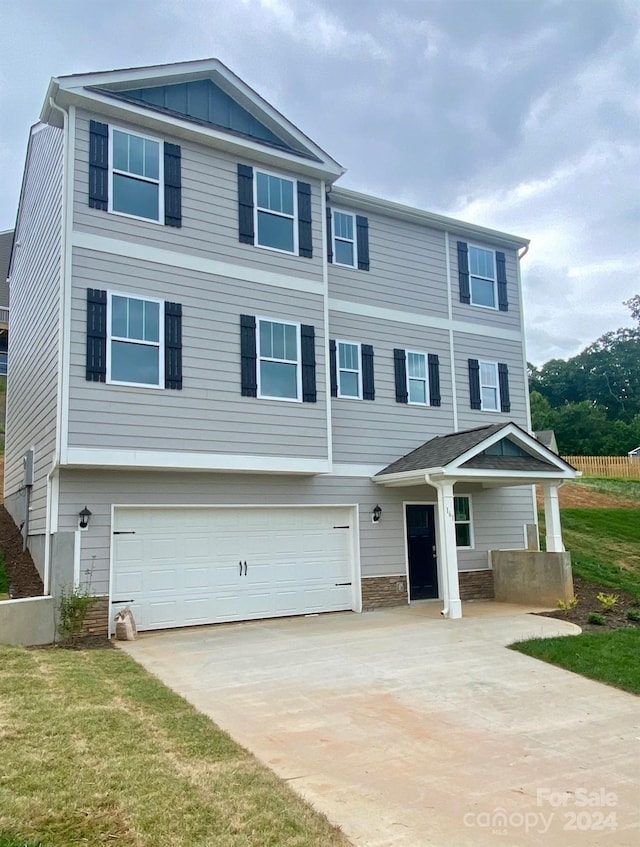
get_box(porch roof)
[374,422,579,487]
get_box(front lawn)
[511,629,640,695]
[539,507,640,599]
[0,645,350,847]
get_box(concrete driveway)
[120,603,639,847]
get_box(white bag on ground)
[114,606,137,640]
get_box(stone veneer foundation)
[459,569,495,600]
[84,596,110,637]
[361,576,409,609]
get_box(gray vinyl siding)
[449,236,522,332]
[328,205,449,318]
[4,125,63,534]
[67,249,328,457]
[456,485,535,570]
[73,111,324,284]
[453,331,528,430]
[329,310,453,464]
[57,470,415,595]
[57,470,535,596]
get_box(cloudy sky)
[0,0,638,364]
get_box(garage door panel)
[112,507,355,631]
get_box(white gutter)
[331,186,530,250]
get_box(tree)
[529,297,640,454]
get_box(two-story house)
[4,59,577,635]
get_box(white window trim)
[454,495,474,549]
[468,244,498,311]
[332,209,357,268]
[256,316,302,403]
[253,168,299,256]
[478,359,501,412]
[405,349,430,406]
[106,291,165,389]
[336,340,362,400]
[107,126,165,225]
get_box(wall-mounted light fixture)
[78,506,92,530]
[372,504,382,524]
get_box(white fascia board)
[329,298,522,342]
[64,447,330,475]
[448,422,577,473]
[329,187,529,250]
[447,468,578,482]
[44,62,344,181]
[71,231,324,297]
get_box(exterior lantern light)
[372,504,382,524]
[78,506,92,529]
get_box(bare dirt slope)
[536,482,639,509]
[0,457,44,597]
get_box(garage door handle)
[244,560,247,576]
[239,560,242,576]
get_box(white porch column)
[436,481,462,619]
[543,483,565,552]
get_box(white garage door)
[111,506,355,631]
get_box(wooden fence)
[562,456,640,479]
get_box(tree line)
[529,296,640,456]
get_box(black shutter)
[237,164,254,244]
[428,353,441,407]
[326,200,333,263]
[240,315,257,397]
[394,349,408,403]
[498,363,511,412]
[457,241,470,304]
[362,344,375,401]
[468,358,481,409]
[356,215,370,271]
[301,324,316,402]
[164,143,182,228]
[297,182,312,259]
[88,121,108,211]
[496,251,508,311]
[86,289,107,382]
[329,339,338,397]
[164,302,182,389]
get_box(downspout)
[43,96,70,596]
[425,473,449,617]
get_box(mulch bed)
[0,505,43,598]
[537,576,640,632]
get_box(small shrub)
[557,596,578,610]
[596,592,619,611]
[626,609,640,623]
[587,612,606,626]
[57,585,96,645]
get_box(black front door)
[406,505,438,600]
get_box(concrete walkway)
[120,603,639,847]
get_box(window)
[479,361,499,411]
[406,351,429,405]
[258,319,301,400]
[333,211,357,267]
[469,246,496,309]
[107,293,163,387]
[110,129,163,222]
[255,171,296,253]
[454,497,473,548]
[337,341,361,398]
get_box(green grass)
[0,646,350,847]
[511,629,640,695]
[573,476,640,501]
[539,507,640,598]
